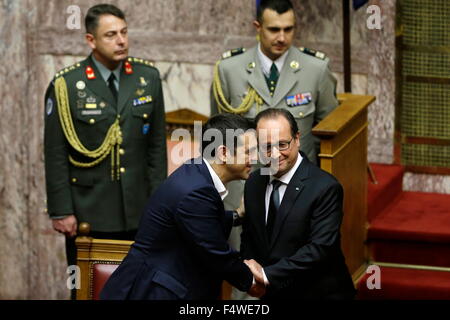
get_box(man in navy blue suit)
[101,113,264,299]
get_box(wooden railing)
[313,93,376,282]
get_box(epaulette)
[221,48,246,60]
[299,47,326,60]
[128,57,155,67]
[55,62,82,78]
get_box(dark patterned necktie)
[267,179,282,240]
[266,63,279,96]
[108,73,118,101]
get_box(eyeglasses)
[259,138,294,153]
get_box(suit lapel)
[269,155,310,250]
[247,48,272,106]
[84,56,117,107]
[117,64,137,114]
[271,47,301,107]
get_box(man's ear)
[85,33,96,50]
[295,132,301,148]
[216,145,228,164]
[253,20,261,33]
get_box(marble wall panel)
[403,173,450,194]
[156,62,213,116]
[366,0,396,164]
[0,0,31,299]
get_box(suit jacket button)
[120,167,126,173]
[89,118,95,124]
[143,113,148,119]
[72,178,77,183]
[119,149,125,155]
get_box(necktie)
[108,73,118,101]
[266,179,282,240]
[266,63,279,96]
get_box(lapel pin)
[76,81,86,90]
[139,77,148,87]
[290,61,300,70]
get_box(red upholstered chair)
[75,223,133,300]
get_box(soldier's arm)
[314,60,339,125]
[44,80,75,217]
[146,69,167,195]
[210,61,230,116]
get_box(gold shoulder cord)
[212,60,263,114]
[55,76,123,180]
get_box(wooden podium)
[312,93,376,282]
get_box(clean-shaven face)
[87,14,129,67]
[257,116,299,178]
[254,8,295,60]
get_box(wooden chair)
[75,223,133,300]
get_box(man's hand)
[236,196,245,218]
[244,259,264,283]
[52,215,78,238]
[244,259,266,298]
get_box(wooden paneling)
[313,94,375,281]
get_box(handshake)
[243,259,266,298]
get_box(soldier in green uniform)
[44,4,167,275]
[211,0,339,299]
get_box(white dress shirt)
[265,153,303,222]
[261,153,303,285]
[204,158,228,200]
[257,43,289,78]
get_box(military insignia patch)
[124,61,133,74]
[81,110,102,116]
[142,123,150,135]
[133,95,153,106]
[46,98,53,116]
[286,93,312,107]
[85,66,96,80]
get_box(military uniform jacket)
[44,55,167,232]
[212,46,339,164]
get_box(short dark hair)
[255,108,299,138]
[201,114,255,159]
[85,4,126,34]
[256,0,294,23]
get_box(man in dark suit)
[44,4,167,281]
[241,108,355,300]
[100,114,265,300]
